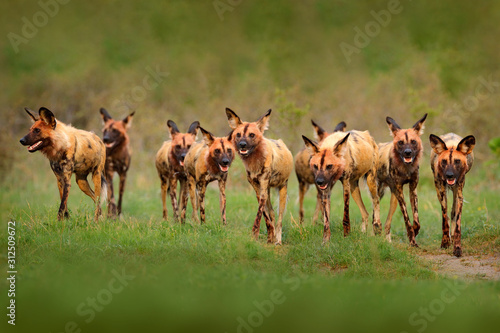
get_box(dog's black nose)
[316,177,325,186]
[20,137,26,145]
[180,153,186,161]
[445,171,455,179]
[404,149,412,157]
[221,158,230,166]
[238,141,247,149]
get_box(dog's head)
[226,108,270,158]
[302,133,349,191]
[386,114,427,166]
[100,108,134,150]
[200,127,235,173]
[167,120,199,167]
[429,134,475,186]
[20,107,57,154]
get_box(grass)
[1,154,499,333]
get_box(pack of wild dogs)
[20,106,476,257]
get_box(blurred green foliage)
[2,0,499,182]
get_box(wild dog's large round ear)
[24,107,38,122]
[167,120,180,138]
[123,111,135,129]
[457,135,475,155]
[100,107,113,123]
[386,117,401,136]
[332,133,350,157]
[188,121,200,138]
[311,119,327,141]
[412,113,428,135]
[333,121,347,133]
[39,107,56,129]
[256,109,271,133]
[226,108,242,130]
[429,134,447,154]
[302,135,320,154]
[199,126,215,146]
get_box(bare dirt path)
[421,253,500,280]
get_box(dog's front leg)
[320,189,331,242]
[218,175,227,225]
[168,176,179,221]
[409,176,420,237]
[342,178,351,236]
[452,186,464,257]
[434,179,450,248]
[394,184,417,247]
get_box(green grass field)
[1,153,499,333]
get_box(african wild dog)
[295,119,346,224]
[155,120,199,222]
[19,107,107,221]
[226,108,293,245]
[99,108,135,217]
[184,127,235,225]
[429,133,475,257]
[376,114,427,246]
[302,130,381,242]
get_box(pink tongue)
[220,165,229,172]
[319,185,327,190]
[180,161,184,166]
[447,179,455,185]
[404,157,412,163]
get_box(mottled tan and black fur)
[226,108,293,245]
[99,108,134,217]
[430,133,475,257]
[19,107,107,221]
[295,120,346,223]
[155,120,199,222]
[376,114,427,246]
[184,127,235,225]
[302,130,381,242]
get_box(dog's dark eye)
[215,148,221,154]
[236,133,241,138]
[454,159,461,165]
[175,145,181,150]
[441,159,447,166]
[326,164,333,170]
[227,148,232,153]
[187,145,191,149]
[313,164,318,170]
[249,133,255,138]
[34,128,41,133]
[411,140,417,145]
[398,141,404,146]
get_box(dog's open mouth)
[239,149,249,156]
[318,184,328,190]
[28,140,43,152]
[446,178,456,186]
[403,157,413,164]
[219,164,229,173]
[105,142,115,149]
[179,161,185,167]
